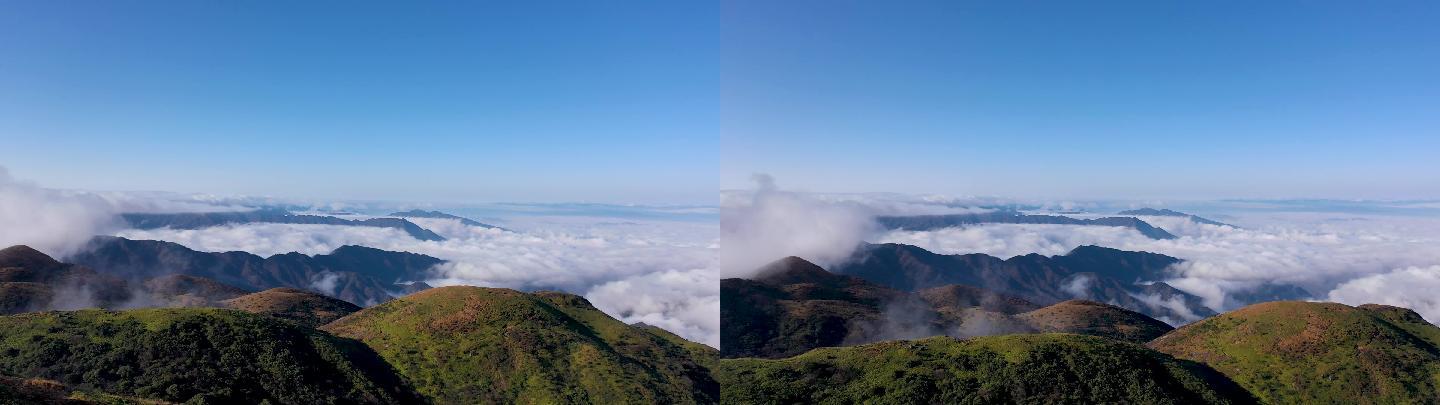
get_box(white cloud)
[720,174,880,278]
[1061,274,1093,299]
[115,217,722,347]
[875,213,1440,313]
[1328,266,1440,325]
[0,167,120,257]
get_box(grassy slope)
[221,287,362,328]
[0,308,422,405]
[1150,301,1440,404]
[1017,300,1174,344]
[321,286,718,404]
[718,334,1256,405]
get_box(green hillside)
[718,334,1256,404]
[0,308,422,404]
[320,286,718,404]
[1150,301,1440,404]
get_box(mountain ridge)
[877,212,1178,239]
[121,209,447,241]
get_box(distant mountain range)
[833,243,1225,322]
[721,256,1175,359]
[121,209,447,241]
[388,209,504,229]
[67,236,443,305]
[1118,207,1235,227]
[877,212,1178,239]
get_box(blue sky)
[723,1,1440,199]
[0,1,717,204]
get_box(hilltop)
[321,286,719,404]
[0,245,132,314]
[222,287,362,327]
[1017,300,1174,344]
[1150,301,1440,404]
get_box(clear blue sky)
[0,1,717,204]
[722,1,1440,199]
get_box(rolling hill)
[222,287,362,327]
[0,308,423,404]
[321,286,719,404]
[718,334,1257,404]
[1149,301,1440,404]
[0,245,132,314]
[722,256,1176,359]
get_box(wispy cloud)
[720,174,878,278]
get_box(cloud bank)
[0,167,119,257]
[876,213,1440,322]
[0,166,263,257]
[117,216,721,347]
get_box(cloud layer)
[876,213,1440,322]
[117,216,721,347]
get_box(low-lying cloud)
[1328,266,1440,320]
[876,213,1440,322]
[720,174,878,278]
[117,216,721,347]
[0,167,119,257]
[0,166,261,257]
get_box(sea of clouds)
[0,166,720,347]
[722,175,1440,326]
[116,217,720,346]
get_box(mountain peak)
[752,256,835,285]
[0,245,59,270]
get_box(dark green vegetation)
[0,308,423,404]
[321,286,719,404]
[722,256,1176,359]
[718,334,1257,404]
[222,287,362,328]
[1150,301,1440,404]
